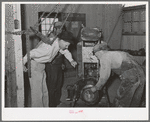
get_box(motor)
[66,78,102,107]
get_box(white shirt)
[23,38,73,64]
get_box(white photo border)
[2,1,149,121]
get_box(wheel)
[80,78,100,106]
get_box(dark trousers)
[113,66,145,107]
[45,63,63,107]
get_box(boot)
[66,87,75,101]
[30,26,53,45]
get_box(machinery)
[66,27,103,107]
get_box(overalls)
[112,55,145,107]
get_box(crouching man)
[23,31,77,107]
[90,42,145,107]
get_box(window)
[122,5,145,35]
[40,18,58,35]
[38,12,62,35]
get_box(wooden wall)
[21,4,123,50]
[5,4,24,107]
[121,35,145,50]
[121,5,146,65]
[5,4,17,107]
[20,4,123,79]
[121,5,146,50]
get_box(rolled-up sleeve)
[59,49,73,62]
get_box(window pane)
[41,24,46,30]
[123,23,131,32]
[41,18,46,24]
[50,18,53,23]
[132,22,139,32]
[46,25,50,31]
[140,22,145,32]
[133,11,139,21]
[140,10,145,21]
[45,18,50,24]
[123,12,131,22]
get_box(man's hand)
[70,60,77,68]
[90,86,98,93]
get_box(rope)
[49,4,75,44]
[5,30,32,35]
[36,11,46,27]
[107,4,125,44]
[46,12,58,37]
[35,4,60,27]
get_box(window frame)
[122,5,146,35]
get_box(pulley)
[80,78,100,105]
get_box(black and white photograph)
[2,1,149,121]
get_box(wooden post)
[13,4,24,107]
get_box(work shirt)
[23,38,73,64]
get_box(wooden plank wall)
[121,35,146,50]
[22,4,123,78]
[5,4,24,107]
[22,4,123,49]
[5,4,17,107]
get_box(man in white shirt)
[23,30,77,107]
[44,22,76,107]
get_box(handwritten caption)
[69,110,83,114]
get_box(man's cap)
[54,21,66,31]
[54,21,63,28]
[93,42,110,53]
[57,31,74,44]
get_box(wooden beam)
[13,4,24,107]
[123,5,146,11]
